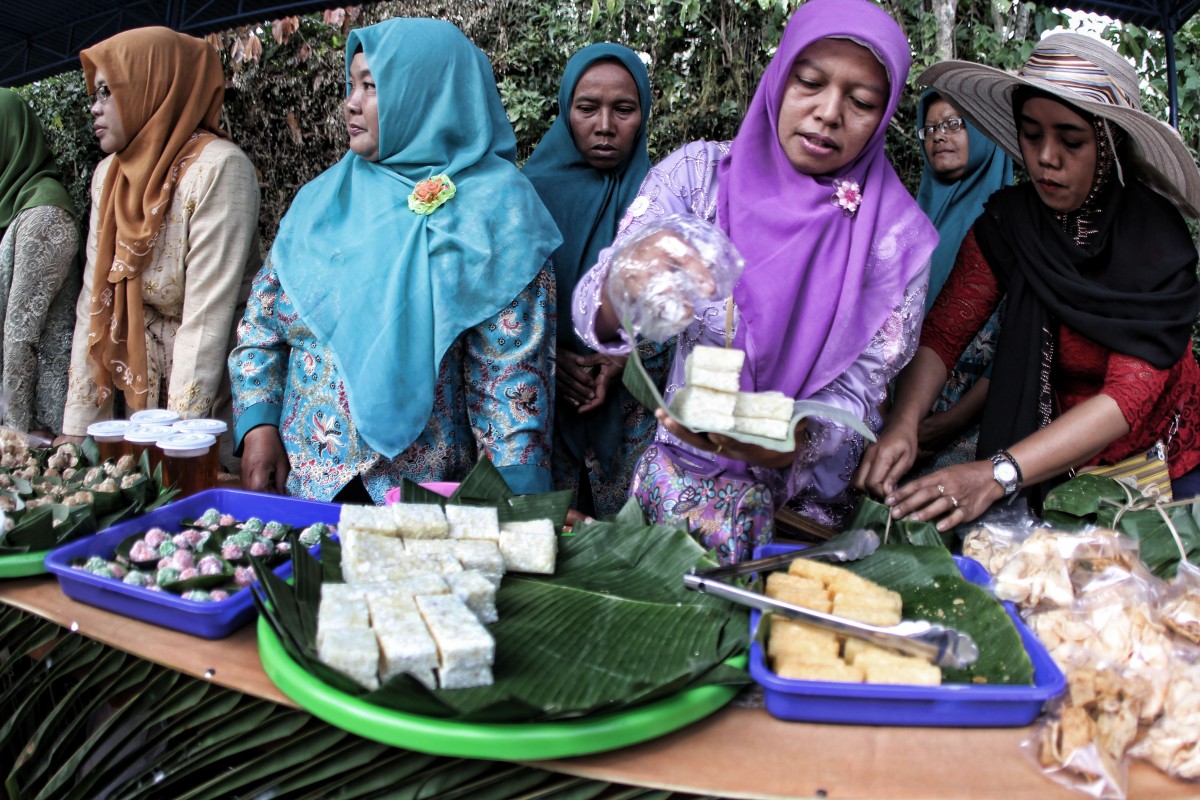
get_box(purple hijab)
[718,0,935,400]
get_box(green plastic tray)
[0,549,49,578]
[258,616,745,760]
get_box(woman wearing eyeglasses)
[907,90,1012,474]
[56,27,260,466]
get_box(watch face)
[995,461,1018,483]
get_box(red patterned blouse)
[920,228,1200,477]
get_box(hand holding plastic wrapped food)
[605,214,744,343]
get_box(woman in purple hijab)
[573,0,937,563]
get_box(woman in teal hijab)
[910,90,1012,472]
[230,18,561,501]
[0,89,79,439]
[524,43,666,517]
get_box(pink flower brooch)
[831,178,862,218]
[408,174,457,215]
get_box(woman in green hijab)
[231,18,561,501]
[524,43,667,518]
[0,89,79,439]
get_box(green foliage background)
[13,0,1200,259]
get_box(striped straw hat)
[918,32,1200,219]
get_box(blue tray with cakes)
[46,489,338,639]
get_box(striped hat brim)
[917,37,1200,220]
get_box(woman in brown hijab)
[57,27,260,457]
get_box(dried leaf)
[286,111,303,145]
[323,8,346,27]
[243,35,263,64]
[272,17,300,44]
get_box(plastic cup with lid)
[124,424,175,470]
[129,409,181,426]
[87,419,133,461]
[171,418,229,436]
[158,431,220,498]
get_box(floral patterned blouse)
[229,259,556,502]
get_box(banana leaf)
[846,495,952,549]
[397,458,572,529]
[258,516,749,723]
[841,544,1035,685]
[1042,474,1200,578]
[620,322,876,452]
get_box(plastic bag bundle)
[604,214,744,343]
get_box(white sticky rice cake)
[361,574,449,602]
[317,627,380,690]
[416,593,495,689]
[340,529,406,584]
[402,538,458,557]
[671,386,737,432]
[498,519,557,574]
[734,390,793,420]
[338,504,398,534]
[685,361,741,393]
[445,504,500,541]
[316,583,369,649]
[689,344,745,374]
[446,570,498,624]
[449,540,506,586]
[733,415,791,440]
[390,503,449,539]
[367,593,439,688]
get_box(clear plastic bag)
[605,213,744,343]
[1129,648,1200,780]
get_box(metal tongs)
[684,529,979,669]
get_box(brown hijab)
[80,27,226,410]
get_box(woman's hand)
[882,460,1003,531]
[240,425,290,494]
[656,408,802,470]
[52,434,85,447]
[853,424,920,498]
[556,349,629,414]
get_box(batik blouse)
[230,259,556,502]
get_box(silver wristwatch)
[990,450,1022,496]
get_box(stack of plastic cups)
[157,431,219,499]
[123,424,175,473]
[86,420,133,462]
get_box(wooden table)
[1,576,1193,800]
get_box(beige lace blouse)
[62,139,261,436]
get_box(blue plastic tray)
[45,489,339,639]
[747,544,1065,727]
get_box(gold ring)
[950,496,959,509]
[937,484,945,495]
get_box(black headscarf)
[974,104,1200,468]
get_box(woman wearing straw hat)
[855,32,1200,527]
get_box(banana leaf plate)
[258,615,745,760]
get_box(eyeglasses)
[87,84,113,108]
[917,117,965,140]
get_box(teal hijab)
[522,44,651,471]
[0,89,75,240]
[916,90,1013,310]
[523,43,651,353]
[272,19,561,458]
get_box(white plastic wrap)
[605,213,744,343]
